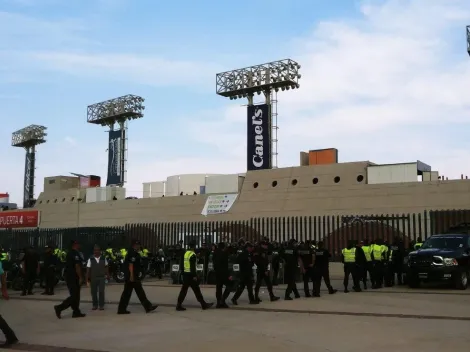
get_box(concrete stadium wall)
[34,162,470,228]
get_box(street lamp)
[467,25,470,56]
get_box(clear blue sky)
[1,0,469,205]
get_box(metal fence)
[1,209,469,259]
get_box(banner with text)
[247,104,271,171]
[201,194,238,216]
[0,210,40,229]
[107,129,123,186]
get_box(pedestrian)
[176,241,213,311]
[213,242,232,308]
[371,238,386,289]
[41,245,58,296]
[117,240,158,315]
[313,241,337,296]
[20,246,40,296]
[354,240,367,289]
[86,245,109,311]
[282,239,301,300]
[231,242,258,305]
[342,240,361,293]
[361,239,373,290]
[253,240,280,303]
[54,240,86,319]
[298,241,315,297]
[0,260,18,347]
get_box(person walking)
[176,242,213,311]
[41,245,58,296]
[20,246,40,296]
[213,242,232,308]
[117,240,158,315]
[86,245,109,311]
[54,240,86,319]
[0,260,18,347]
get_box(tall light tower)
[216,59,301,171]
[11,124,47,208]
[467,25,470,56]
[87,95,145,187]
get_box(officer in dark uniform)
[253,240,279,303]
[385,237,405,286]
[313,241,337,296]
[20,246,40,296]
[0,259,18,347]
[282,239,300,300]
[271,241,281,286]
[176,241,213,311]
[298,241,315,297]
[54,240,86,319]
[41,245,58,295]
[214,242,232,308]
[231,242,258,305]
[117,240,158,314]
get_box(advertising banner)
[247,104,271,171]
[201,194,238,216]
[0,210,40,229]
[107,129,123,186]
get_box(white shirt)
[86,256,108,268]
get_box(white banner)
[201,194,238,216]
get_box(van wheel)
[455,270,468,290]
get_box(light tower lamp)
[467,25,470,56]
[11,125,47,208]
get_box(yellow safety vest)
[105,248,116,260]
[120,249,127,258]
[0,252,8,261]
[362,246,371,261]
[342,248,356,263]
[140,249,149,257]
[414,242,423,250]
[183,250,195,273]
[372,245,383,261]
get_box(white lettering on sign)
[251,107,264,168]
[0,215,23,226]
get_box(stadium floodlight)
[467,26,470,56]
[216,59,301,99]
[87,94,145,187]
[11,124,47,208]
[87,94,145,126]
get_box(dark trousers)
[45,267,55,294]
[232,275,255,302]
[363,262,374,287]
[372,261,384,287]
[284,270,299,298]
[343,263,359,289]
[57,279,81,314]
[272,263,280,285]
[22,270,36,294]
[215,275,232,304]
[118,281,152,312]
[90,278,105,308]
[177,274,205,306]
[303,268,314,296]
[314,266,334,294]
[0,315,17,342]
[255,269,275,299]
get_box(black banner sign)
[342,215,408,224]
[247,104,271,171]
[107,129,123,186]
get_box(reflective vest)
[0,252,8,261]
[342,248,356,263]
[414,242,423,250]
[183,250,195,273]
[362,246,372,262]
[140,249,149,257]
[120,248,127,258]
[105,248,116,260]
[372,245,383,261]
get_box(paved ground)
[1,263,470,352]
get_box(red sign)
[0,210,40,229]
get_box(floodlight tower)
[216,59,301,170]
[87,95,145,187]
[467,25,470,56]
[11,124,47,208]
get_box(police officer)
[213,242,231,308]
[313,241,337,296]
[271,241,281,286]
[385,237,405,286]
[231,242,258,305]
[414,237,423,250]
[41,245,58,296]
[117,240,158,315]
[253,240,279,303]
[0,260,18,347]
[354,240,367,290]
[105,243,116,260]
[361,239,373,290]
[298,241,315,297]
[176,241,213,311]
[282,239,300,300]
[371,238,386,289]
[54,240,86,319]
[342,240,361,293]
[20,246,40,296]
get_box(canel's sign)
[246,104,271,171]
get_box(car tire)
[455,270,468,290]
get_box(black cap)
[131,239,141,246]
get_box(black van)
[406,233,470,290]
